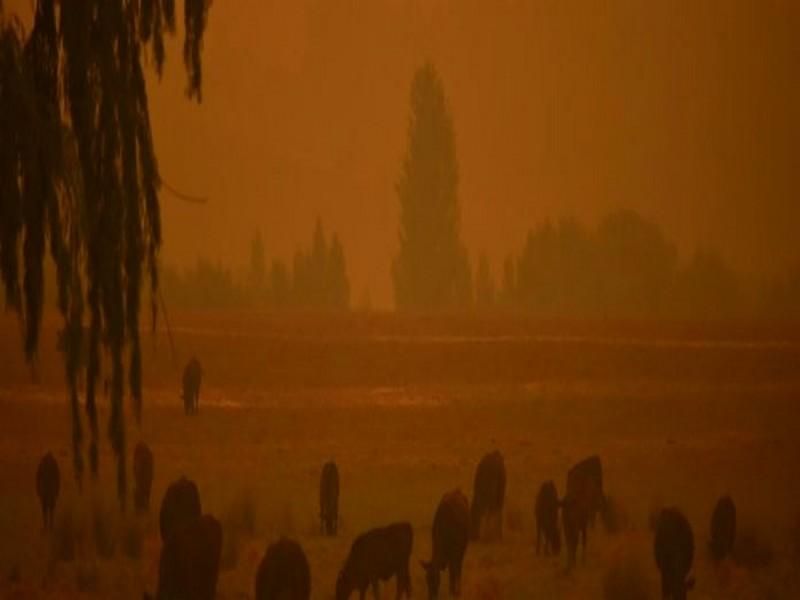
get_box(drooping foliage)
[0,0,211,508]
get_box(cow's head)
[420,560,440,599]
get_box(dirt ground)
[1,310,799,598]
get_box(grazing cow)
[654,508,695,600]
[36,452,60,532]
[535,480,561,556]
[709,495,736,562]
[181,357,203,415]
[133,442,154,512]
[336,522,413,600]
[147,514,222,600]
[420,489,470,599]
[159,477,202,542]
[255,537,311,600]
[561,456,605,571]
[320,461,340,536]
[470,451,506,541]
[566,455,604,527]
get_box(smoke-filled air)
[1,1,799,598]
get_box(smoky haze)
[8,0,800,309]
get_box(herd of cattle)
[35,442,741,600]
[30,359,747,598]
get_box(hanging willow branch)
[0,0,211,509]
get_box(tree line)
[161,220,350,310]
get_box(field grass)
[1,310,799,598]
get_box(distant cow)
[133,442,154,512]
[566,455,604,527]
[159,477,202,542]
[709,495,736,562]
[420,489,470,599]
[36,452,60,532]
[255,537,311,600]
[654,508,695,600]
[470,451,506,541]
[561,456,605,570]
[147,514,222,600]
[181,357,203,415]
[535,480,560,556]
[320,461,340,536]
[336,522,413,600]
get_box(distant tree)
[475,253,496,309]
[0,0,211,506]
[326,234,350,309]
[596,210,677,317]
[392,62,471,310]
[673,250,740,318]
[501,255,516,307]
[248,230,266,302]
[269,259,290,308]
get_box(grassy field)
[1,310,799,598]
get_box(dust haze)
[2,1,800,599]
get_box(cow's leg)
[581,526,587,563]
[372,579,380,599]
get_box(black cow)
[470,451,506,541]
[146,514,222,600]
[36,452,60,532]
[421,489,470,599]
[654,508,695,600]
[336,522,413,600]
[159,477,202,542]
[561,456,605,571]
[320,461,340,536]
[181,357,203,415]
[133,442,154,512]
[255,537,311,600]
[535,480,560,556]
[566,455,604,527]
[709,495,736,562]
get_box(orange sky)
[7,1,800,307]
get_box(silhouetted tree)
[269,259,290,308]
[0,0,211,506]
[595,210,677,317]
[249,230,267,300]
[475,253,495,309]
[673,250,740,318]
[501,255,516,307]
[392,62,471,310]
[326,234,350,309]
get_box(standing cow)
[654,507,695,600]
[336,522,413,600]
[535,480,561,556]
[320,461,340,536]
[181,357,203,415]
[36,452,60,532]
[147,514,222,600]
[562,455,605,570]
[709,495,736,562]
[159,477,202,542]
[133,442,154,512]
[470,451,506,541]
[420,489,470,599]
[255,537,311,600]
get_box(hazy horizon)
[6,0,800,308]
